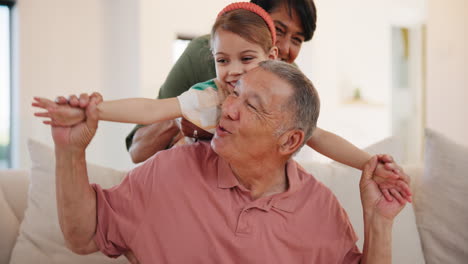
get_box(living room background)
[6,0,467,170]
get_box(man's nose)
[221,96,240,121]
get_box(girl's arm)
[96,98,181,125]
[33,97,182,126]
[307,127,412,201]
[307,127,371,170]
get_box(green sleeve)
[158,34,216,98]
[125,34,216,150]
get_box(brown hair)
[211,9,273,53]
[252,0,317,41]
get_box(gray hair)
[258,60,320,147]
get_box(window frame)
[0,1,15,7]
[0,0,15,168]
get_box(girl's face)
[212,28,278,92]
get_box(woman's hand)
[179,118,214,141]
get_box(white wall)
[426,0,468,147]
[13,0,431,169]
[138,0,232,98]
[14,0,140,170]
[295,0,426,162]
[13,0,232,170]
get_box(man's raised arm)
[359,156,407,264]
[53,98,101,254]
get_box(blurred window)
[0,2,14,168]
[172,35,193,64]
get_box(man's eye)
[247,102,256,110]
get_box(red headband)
[217,2,277,45]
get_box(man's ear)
[278,129,304,156]
[268,46,279,60]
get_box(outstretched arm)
[96,98,181,125]
[33,96,182,126]
[307,128,412,202]
[307,127,371,170]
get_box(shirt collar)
[270,161,304,212]
[217,156,307,212]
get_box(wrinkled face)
[269,4,305,63]
[212,29,274,92]
[211,67,293,162]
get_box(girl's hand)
[32,97,86,126]
[373,154,412,203]
[55,92,103,109]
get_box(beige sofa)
[0,169,29,264]
[1,130,467,263]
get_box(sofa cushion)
[413,129,468,263]
[0,169,29,264]
[300,137,425,263]
[9,140,128,264]
[0,170,29,223]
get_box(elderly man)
[53,61,405,263]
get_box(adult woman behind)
[125,0,317,164]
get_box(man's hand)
[54,92,104,109]
[360,156,407,221]
[47,96,100,152]
[38,92,103,151]
[33,97,86,126]
[360,156,405,264]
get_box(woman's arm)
[307,127,371,170]
[128,121,180,164]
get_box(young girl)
[33,2,411,202]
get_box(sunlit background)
[1,0,467,170]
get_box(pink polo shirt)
[92,142,361,263]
